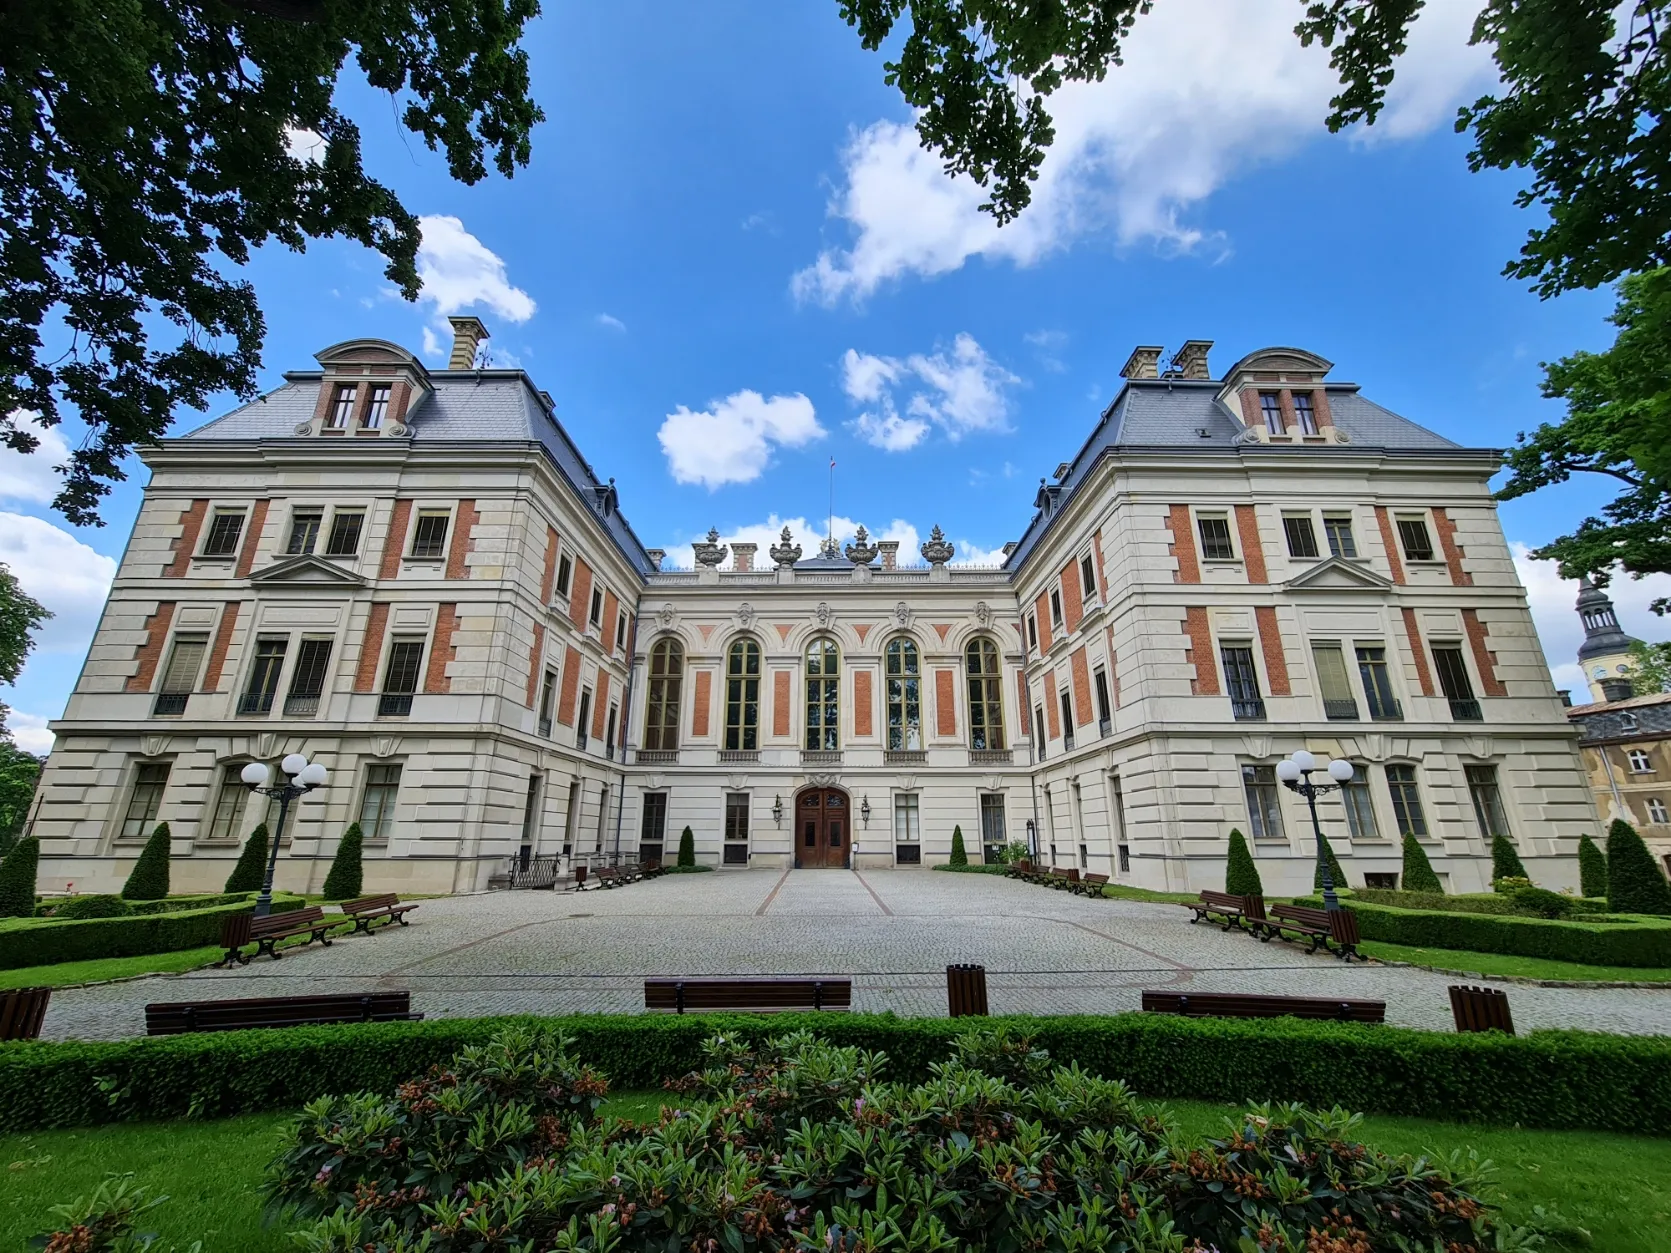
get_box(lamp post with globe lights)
[1274,750,1355,912]
[241,754,328,917]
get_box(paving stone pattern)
[39,870,1671,1040]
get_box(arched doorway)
[795,787,850,868]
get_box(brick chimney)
[1119,346,1163,380]
[447,316,490,370]
[1172,340,1213,380]
[876,540,899,570]
[731,542,757,572]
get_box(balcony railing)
[283,693,321,718]
[605,742,615,760]
[237,691,275,716]
[718,749,759,763]
[1367,697,1404,722]
[377,692,414,717]
[1323,698,1359,721]
[969,748,1012,766]
[538,716,553,737]
[1448,698,1483,721]
[1063,730,1076,750]
[1231,698,1267,722]
[801,749,842,766]
[576,730,589,751]
[152,692,188,717]
[884,749,926,765]
[636,749,679,764]
[1098,716,1112,738]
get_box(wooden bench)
[232,905,341,962]
[145,991,422,1035]
[1047,866,1080,889]
[1261,903,1362,961]
[0,986,51,1041]
[644,978,853,1014]
[1449,984,1514,1034]
[1075,872,1110,897]
[339,893,420,934]
[1141,990,1385,1023]
[1180,889,1266,931]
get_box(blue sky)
[3,0,1667,752]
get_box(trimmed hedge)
[1608,818,1671,915]
[120,822,173,900]
[948,824,968,867]
[677,825,695,867]
[1348,888,1610,917]
[1400,832,1443,894]
[321,822,364,900]
[0,835,38,917]
[3,1011,1668,1136]
[1578,833,1609,900]
[224,824,268,894]
[1312,829,1346,892]
[0,895,305,971]
[1490,833,1529,883]
[1224,828,1261,896]
[36,892,258,919]
[932,863,1010,874]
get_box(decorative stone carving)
[973,600,993,628]
[818,535,841,560]
[387,422,409,438]
[844,525,879,565]
[814,601,833,628]
[1241,734,1273,760]
[807,772,839,788]
[692,528,728,568]
[371,736,401,758]
[141,735,170,758]
[893,601,912,628]
[293,421,314,436]
[727,773,748,790]
[769,526,802,569]
[736,601,756,629]
[656,603,677,629]
[920,524,954,566]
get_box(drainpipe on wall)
[1022,616,1040,861]
[1598,739,1627,824]
[611,603,641,862]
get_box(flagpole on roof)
[828,456,835,550]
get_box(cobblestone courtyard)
[40,870,1671,1040]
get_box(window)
[966,638,1005,751]
[1323,514,1358,558]
[615,612,628,651]
[1059,690,1075,749]
[979,793,1007,864]
[284,637,333,717]
[363,384,390,430]
[725,638,761,751]
[894,793,921,865]
[1355,645,1401,720]
[201,510,246,557]
[1026,614,1038,652]
[1384,764,1428,837]
[1397,516,1435,562]
[358,763,402,842]
[1079,553,1098,603]
[588,588,603,628]
[645,638,683,751]
[1221,644,1265,721]
[805,638,840,750]
[1312,642,1358,720]
[1283,515,1319,559]
[518,774,542,865]
[1363,872,1398,890]
[1465,763,1511,840]
[1259,392,1284,433]
[1093,667,1112,733]
[555,554,572,597]
[325,383,357,429]
[1341,768,1379,841]
[203,765,249,842]
[576,688,592,750]
[1628,748,1653,773]
[723,793,750,864]
[1292,391,1319,434]
[120,763,171,840]
[1197,514,1235,561]
[595,784,609,852]
[1432,646,1480,720]
[379,638,424,717]
[153,634,206,716]
[1621,712,1641,732]
[286,510,322,555]
[1033,706,1045,758]
[885,637,921,750]
[239,637,288,715]
[1241,764,1284,840]
[409,511,449,559]
[1648,797,1669,825]
[1049,587,1064,628]
[605,705,618,760]
[325,509,364,556]
[538,669,557,737]
[639,792,668,865]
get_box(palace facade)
[27,321,1597,895]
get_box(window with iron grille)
[1432,645,1480,720]
[286,510,322,555]
[1356,645,1401,719]
[639,792,667,865]
[589,588,603,627]
[284,637,332,716]
[979,793,1007,863]
[1079,553,1097,602]
[1312,642,1358,720]
[409,512,449,559]
[378,638,424,716]
[240,637,288,715]
[1259,392,1284,433]
[1341,769,1379,841]
[1465,763,1511,840]
[204,764,249,842]
[644,638,683,750]
[615,612,628,651]
[1197,514,1235,561]
[1283,514,1319,559]
[723,793,750,864]
[1059,690,1074,748]
[555,554,572,597]
[325,383,356,429]
[1323,514,1357,558]
[805,638,840,750]
[1241,764,1284,839]
[363,384,391,429]
[120,763,171,840]
[325,509,364,556]
[1093,668,1112,732]
[1033,706,1045,758]
[1049,587,1063,627]
[538,670,557,737]
[576,689,592,749]
[1384,764,1428,836]
[966,638,1005,750]
[725,639,761,751]
[886,637,921,751]
[894,793,920,864]
[1292,391,1319,434]
[1221,644,1265,720]
[201,510,246,557]
[605,706,618,759]
[153,634,206,716]
[1397,516,1435,561]
[1026,614,1037,651]
[358,763,402,841]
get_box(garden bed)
[0,894,306,971]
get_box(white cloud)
[951,540,1010,568]
[841,335,1018,451]
[284,126,326,165]
[793,0,1494,303]
[0,412,69,505]
[6,711,52,755]
[0,512,117,657]
[658,391,825,489]
[1511,542,1671,698]
[1024,329,1069,373]
[415,215,537,361]
[595,313,627,332]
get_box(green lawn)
[0,946,224,990]
[6,1094,1666,1251]
[1359,938,1671,982]
[1098,882,1199,904]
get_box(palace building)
[27,320,1597,896]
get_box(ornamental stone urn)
[691,527,728,568]
[769,526,802,569]
[845,525,879,565]
[920,525,955,566]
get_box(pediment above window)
[1282,556,1392,593]
[248,555,367,587]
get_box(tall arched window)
[644,638,684,751]
[805,638,840,750]
[725,637,761,751]
[885,636,921,751]
[966,637,1005,751]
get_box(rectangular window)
[596,784,609,852]
[201,510,246,557]
[1241,764,1284,840]
[1283,515,1319,559]
[1341,770,1379,841]
[1221,644,1265,721]
[1093,668,1112,730]
[1033,706,1046,758]
[1356,645,1401,720]
[639,792,667,865]
[576,688,592,750]
[325,509,364,556]
[153,634,206,716]
[979,793,1007,863]
[615,613,628,651]
[1049,587,1064,628]
[409,511,450,559]
[1059,690,1074,749]
[120,762,171,840]
[1026,614,1038,651]
[1649,797,1669,825]
[1079,553,1098,603]
[1292,391,1319,434]
[538,670,557,737]
[1323,514,1358,558]
[378,638,423,716]
[1397,516,1436,562]
[1197,514,1235,561]
[283,637,332,717]
[605,705,618,760]
[723,793,750,864]
[555,554,572,597]
[589,588,603,627]
[239,636,288,716]
[203,764,249,843]
[326,383,357,429]
[358,763,402,842]
[1310,641,1357,720]
[286,510,323,556]
[1628,748,1653,773]
[1259,392,1284,433]
[1431,645,1481,720]
[1385,763,1428,837]
[894,793,921,865]
[1465,763,1511,840]
[363,384,391,430]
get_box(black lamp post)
[1276,750,1355,912]
[1025,818,1039,863]
[241,753,328,917]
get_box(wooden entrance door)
[796,788,849,868]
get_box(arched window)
[806,638,840,750]
[644,638,683,751]
[725,637,761,751]
[885,636,921,751]
[966,637,1005,751]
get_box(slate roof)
[1566,691,1671,743]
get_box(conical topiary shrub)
[120,822,172,900]
[949,824,968,867]
[321,822,365,900]
[1224,828,1262,897]
[1606,818,1671,915]
[1578,833,1608,899]
[1400,832,1443,894]
[1490,833,1529,884]
[0,835,39,918]
[1312,829,1347,893]
[677,825,695,868]
[224,823,269,894]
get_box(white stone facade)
[27,331,1597,896]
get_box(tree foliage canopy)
[1,0,542,525]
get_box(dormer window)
[325,384,356,430]
[1292,392,1319,434]
[1259,393,1284,434]
[363,385,391,430]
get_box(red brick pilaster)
[1183,606,1218,696]
[445,500,479,580]
[125,602,176,692]
[592,672,611,739]
[1091,529,1107,600]
[1400,608,1435,697]
[773,670,791,738]
[539,526,559,602]
[1034,593,1054,652]
[1016,674,1032,737]
[557,645,582,724]
[354,603,390,692]
[235,499,269,578]
[389,381,412,426]
[691,669,712,737]
[165,501,208,577]
[935,668,957,737]
[526,622,545,706]
[424,603,458,694]
[854,669,873,737]
[1311,388,1334,428]
[1234,505,1267,584]
[1238,388,1262,428]
[202,601,240,691]
[1433,508,1473,586]
[1167,505,1200,583]
[1373,507,1406,585]
[570,559,594,630]
[1254,606,1289,695]
[1462,609,1507,696]
[1062,561,1083,633]
[379,500,412,579]
[603,590,621,649]
[1106,625,1121,706]
[1044,673,1060,740]
[1070,648,1093,726]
